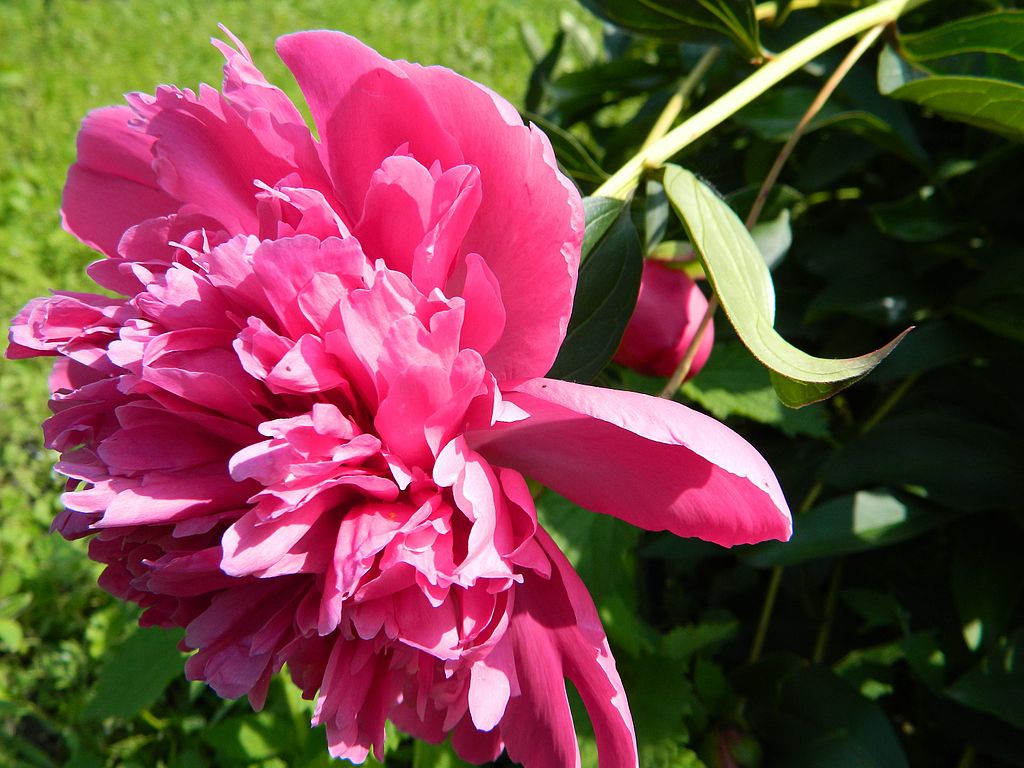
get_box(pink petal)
[61,106,178,257]
[390,59,584,384]
[614,262,714,378]
[500,528,638,768]
[277,31,582,383]
[275,32,464,225]
[471,378,792,546]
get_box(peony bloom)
[6,30,790,767]
[614,260,715,379]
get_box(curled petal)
[62,106,177,257]
[470,378,792,546]
[500,528,638,768]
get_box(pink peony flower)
[614,260,715,379]
[6,30,791,767]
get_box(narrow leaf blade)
[547,196,643,382]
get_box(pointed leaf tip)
[662,164,910,407]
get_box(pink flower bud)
[614,260,714,378]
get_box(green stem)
[659,296,718,398]
[748,565,784,663]
[860,373,918,435]
[641,48,721,151]
[811,557,845,663]
[594,0,928,201]
[745,22,885,228]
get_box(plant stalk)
[594,0,928,201]
[641,47,721,151]
[746,23,886,228]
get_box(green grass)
[0,2,584,765]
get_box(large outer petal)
[499,528,638,768]
[62,106,178,258]
[275,31,582,384]
[470,379,792,547]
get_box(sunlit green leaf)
[548,196,643,383]
[878,45,1024,141]
[413,739,474,768]
[662,164,909,407]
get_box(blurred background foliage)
[2,0,1023,766]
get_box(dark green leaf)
[870,188,964,242]
[84,626,184,720]
[523,111,608,184]
[823,414,1022,512]
[734,86,926,162]
[662,164,910,407]
[547,196,643,383]
[754,665,910,768]
[743,490,961,567]
[952,527,1024,652]
[956,250,1024,342]
[947,631,1024,730]
[524,28,564,114]
[576,0,761,58]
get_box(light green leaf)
[413,739,474,768]
[662,165,909,407]
[878,45,1024,141]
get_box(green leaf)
[662,164,909,407]
[679,342,829,438]
[734,86,926,162]
[952,527,1023,653]
[576,0,760,57]
[412,739,474,768]
[870,187,964,243]
[899,11,1024,64]
[523,111,608,184]
[823,414,1022,512]
[547,196,643,383]
[84,626,184,720]
[743,490,961,567]
[947,631,1024,730]
[878,45,1024,141]
[203,712,292,764]
[755,665,910,768]
[956,250,1024,342]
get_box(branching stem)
[594,0,928,201]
